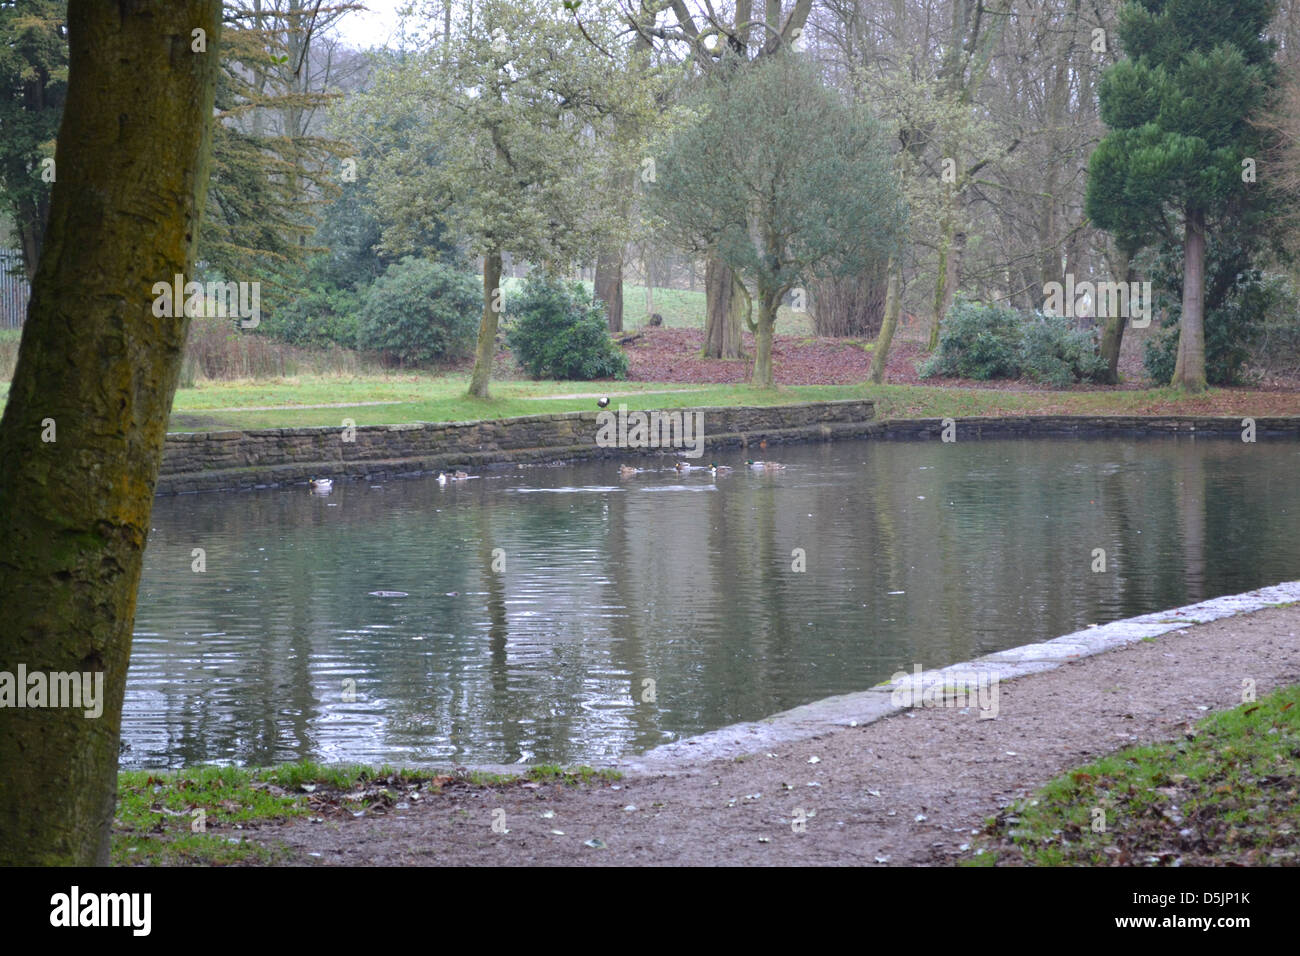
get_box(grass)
[153,372,1297,433]
[112,759,621,865]
[965,684,1300,866]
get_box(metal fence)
[1,249,30,328]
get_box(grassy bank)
[966,683,1300,866]
[113,761,621,865]
[157,374,1300,432]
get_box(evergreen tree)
[1085,0,1278,392]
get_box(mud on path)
[240,605,1300,866]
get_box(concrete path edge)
[619,580,1300,775]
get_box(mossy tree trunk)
[1098,248,1133,385]
[469,248,503,399]
[868,256,902,384]
[0,0,223,866]
[752,290,779,389]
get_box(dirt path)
[243,603,1300,866]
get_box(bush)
[507,274,628,380]
[357,257,480,366]
[260,280,363,350]
[1140,232,1272,386]
[1019,315,1109,387]
[1143,269,1283,386]
[920,299,1022,380]
[920,299,1106,385]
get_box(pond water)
[125,436,1300,769]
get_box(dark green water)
[126,436,1300,769]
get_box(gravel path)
[242,603,1300,866]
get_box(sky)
[333,0,412,51]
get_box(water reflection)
[126,437,1300,768]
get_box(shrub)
[357,257,479,366]
[1139,231,1274,386]
[920,299,1022,380]
[507,274,629,380]
[1143,269,1283,386]
[921,299,1106,385]
[260,281,363,351]
[1019,315,1109,386]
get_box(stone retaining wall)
[869,415,1300,440]
[157,406,1300,495]
[156,399,878,494]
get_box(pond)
[125,435,1300,769]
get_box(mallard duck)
[310,477,333,491]
[709,463,733,476]
[451,471,469,480]
[619,464,638,478]
[674,461,693,473]
[745,460,784,471]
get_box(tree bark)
[1172,208,1208,392]
[594,246,624,332]
[752,292,778,388]
[868,256,902,384]
[703,256,745,359]
[0,0,223,866]
[1098,248,1132,385]
[469,248,503,398]
[929,218,964,351]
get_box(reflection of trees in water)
[130,440,1300,767]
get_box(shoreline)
[191,583,1300,866]
[153,402,1300,495]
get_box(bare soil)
[235,604,1300,866]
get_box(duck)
[436,472,449,486]
[674,461,693,473]
[709,463,733,476]
[309,477,333,492]
[451,471,469,480]
[619,464,638,478]
[745,459,785,471]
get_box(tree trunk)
[929,219,964,351]
[1172,208,1207,392]
[703,257,745,359]
[469,249,503,398]
[868,256,902,384]
[1098,248,1132,385]
[0,0,222,866]
[752,294,778,388]
[594,246,624,332]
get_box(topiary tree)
[507,273,628,381]
[1085,0,1278,392]
[357,257,479,366]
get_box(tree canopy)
[651,51,904,386]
